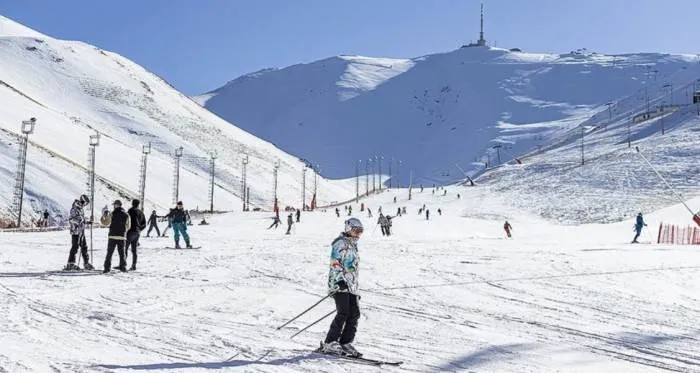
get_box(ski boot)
[63,263,80,271]
[341,343,362,358]
[83,262,95,270]
[320,341,344,356]
[175,243,181,249]
[186,244,193,249]
[129,265,136,271]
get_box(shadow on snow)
[95,353,326,370]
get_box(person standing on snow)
[296,209,301,223]
[161,207,175,237]
[321,218,364,358]
[164,201,192,249]
[335,207,340,218]
[504,220,513,238]
[426,209,430,220]
[377,213,389,236]
[367,208,372,218]
[631,213,647,243]
[286,213,294,235]
[64,194,94,270]
[146,210,161,237]
[100,200,130,273]
[125,199,147,270]
[43,210,50,227]
[348,205,353,216]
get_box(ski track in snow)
[1,189,699,373]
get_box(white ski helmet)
[344,217,364,234]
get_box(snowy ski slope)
[1,187,699,372]
[196,46,700,186]
[0,15,354,226]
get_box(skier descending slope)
[164,201,192,249]
[321,218,364,358]
[631,212,647,243]
[64,194,94,271]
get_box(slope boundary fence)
[657,223,700,245]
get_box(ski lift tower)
[208,151,217,213]
[87,131,100,266]
[172,147,183,205]
[11,117,37,227]
[241,154,249,211]
[138,142,151,211]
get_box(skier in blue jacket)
[631,212,647,243]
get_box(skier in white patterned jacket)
[321,217,364,358]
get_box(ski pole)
[276,293,332,330]
[289,309,336,339]
[634,147,695,215]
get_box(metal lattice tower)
[365,159,369,196]
[11,118,36,227]
[138,143,151,211]
[273,160,279,212]
[241,154,249,211]
[313,164,319,210]
[301,167,307,210]
[208,152,217,213]
[172,147,183,205]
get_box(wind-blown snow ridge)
[336,55,415,100]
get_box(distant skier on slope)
[64,194,94,270]
[335,207,340,218]
[631,212,647,243]
[504,220,512,238]
[321,218,364,358]
[425,209,430,220]
[286,213,294,235]
[377,213,389,236]
[348,205,353,216]
[296,209,301,223]
[367,208,372,218]
[268,215,281,229]
[146,210,161,237]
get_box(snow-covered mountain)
[196,47,700,187]
[0,16,354,226]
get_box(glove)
[337,281,348,291]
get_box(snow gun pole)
[276,293,332,330]
[635,147,696,216]
[290,309,336,339]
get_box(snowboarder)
[100,200,130,273]
[125,199,146,270]
[146,210,161,237]
[42,210,49,227]
[335,207,340,218]
[296,209,301,223]
[425,209,430,220]
[321,217,364,358]
[504,220,512,238]
[65,194,94,270]
[268,215,281,229]
[631,213,647,243]
[164,201,192,249]
[286,213,294,235]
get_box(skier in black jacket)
[101,200,131,273]
[146,210,161,237]
[125,199,147,270]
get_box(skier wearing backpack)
[321,218,364,358]
[125,199,147,270]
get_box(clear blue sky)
[1,0,698,94]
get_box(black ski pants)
[104,239,126,271]
[68,233,89,264]
[146,222,160,237]
[125,231,140,267]
[324,292,360,345]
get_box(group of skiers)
[267,208,300,235]
[64,195,195,272]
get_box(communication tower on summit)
[462,2,488,48]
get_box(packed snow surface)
[1,188,699,372]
